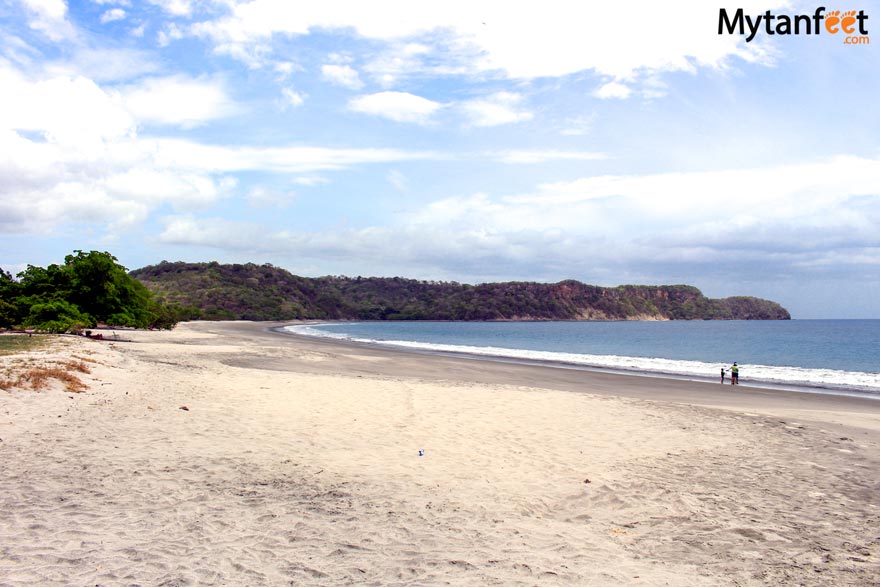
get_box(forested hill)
[130,261,791,322]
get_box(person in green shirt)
[730,362,739,385]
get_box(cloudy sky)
[1,0,879,318]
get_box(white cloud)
[150,155,880,284]
[103,168,235,210]
[292,175,329,186]
[187,0,784,80]
[0,61,444,238]
[159,216,251,247]
[273,60,301,78]
[593,81,632,100]
[363,42,437,86]
[386,169,407,192]
[19,0,76,41]
[0,121,437,237]
[1,31,45,68]
[0,65,135,145]
[142,140,438,173]
[147,0,192,17]
[321,64,363,89]
[348,91,442,124]
[559,115,594,136]
[157,23,184,46]
[0,86,430,235]
[491,150,606,164]
[44,48,159,82]
[281,87,305,107]
[410,157,880,258]
[0,130,436,235]
[120,75,239,127]
[460,91,532,127]
[100,8,126,23]
[247,186,297,208]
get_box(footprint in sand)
[824,10,841,33]
[840,10,858,34]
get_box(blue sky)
[1,0,878,318]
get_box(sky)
[1,0,879,318]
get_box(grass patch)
[0,335,51,356]
[0,335,92,393]
[60,360,91,374]
[20,366,86,392]
[0,364,87,393]
[71,354,100,364]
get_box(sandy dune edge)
[1,322,878,586]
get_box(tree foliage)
[0,251,181,332]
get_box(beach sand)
[1,321,878,586]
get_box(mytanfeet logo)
[719,6,870,44]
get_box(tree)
[63,250,155,327]
[0,269,22,328]
[23,300,92,333]
[5,251,179,331]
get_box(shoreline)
[274,324,880,401]
[3,320,879,586]
[225,321,880,437]
[276,321,880,400]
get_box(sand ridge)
[1,321,878,586]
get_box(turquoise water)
[286,320,880,395]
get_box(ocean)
[284,320,880,397]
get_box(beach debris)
[179,405,189,411]
[419,449,425,456]
[584,478,591,484]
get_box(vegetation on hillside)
[0,251,184,333]
[132,261,791,322]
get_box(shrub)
[23,300,93,333]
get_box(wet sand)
[1,320,878,586]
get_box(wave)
[283,324,880,396]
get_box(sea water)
[284,320,880,396]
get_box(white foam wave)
[284,324,880,394]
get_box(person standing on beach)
[730,362,739,385]
[720,367,726,384]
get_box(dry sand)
[1,321,879,586]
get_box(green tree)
[23,300,92,333]
[11,251,178,331]
[63,250,156,327]
[0,269,23,328]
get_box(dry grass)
[1,365,88,393]
[19,367,88,393]
[72,354,100,364]
[1,353,92,394]
[0,335,100,393]
[60,360,92,374]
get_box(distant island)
[131,261,791,322]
